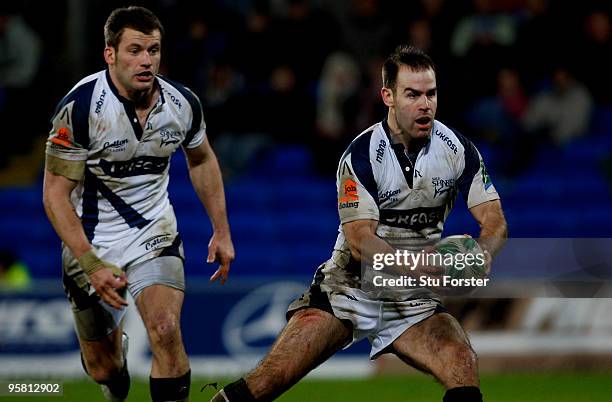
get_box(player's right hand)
[89,267,128,309]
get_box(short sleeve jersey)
[46,70,205,245]
[320,119,499,289]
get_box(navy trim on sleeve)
[348,130,379,205]
[451,127,481,201]
[52,79,97,149]
[157,76,203,146]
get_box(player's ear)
[381,86,394,107]
[104,46,116,65]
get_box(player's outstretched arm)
[469,199,508,273]
[183,137,234,284]
[43,168,127,308]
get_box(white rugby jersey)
[319,119,500,290]
[46,70,205,256]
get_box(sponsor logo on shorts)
[103,138,129,152]
[140,233,173,251]
[339,178,359,209]
[434,129,458,154]
[160,129,181,147]
[432,177,455,198]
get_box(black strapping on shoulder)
[451,127,480,202]
[157,75,203,146]
[52,79,97,149]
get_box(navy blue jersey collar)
[381,117,430,189]
[105,69,164,141]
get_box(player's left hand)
[207,231,235,284]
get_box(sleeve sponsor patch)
[49,127,75,148]
[339,178,359,209]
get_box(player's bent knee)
[147,314,180,345]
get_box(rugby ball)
[433,235,487,279]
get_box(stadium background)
[1,0,612,400]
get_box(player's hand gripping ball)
[433,235,487,280]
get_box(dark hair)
[104,6,164,49]
[382,45,436,90]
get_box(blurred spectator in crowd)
[408,19,434,55]
[575,9,612,105]
[312,52,361,173]
[450,0,517,105]
[522,66,593,146]
[417,0,459,50]
[500,64,594,175]
[450,0,516,58]
[0,5,41,167]
[514,0,562,91]
[315,53,361,140]
[329,0,393,69]
[268,0,339,92]
[234,0,277,88]
[469,67,528,141]
[0,250,31,291]
[206,59,268,180]
[467,67,528,175]
[204,59,246,136]
[213,63,314,179]
[392,0,459,67]
[264,64,314,140]
[169,16,218,96]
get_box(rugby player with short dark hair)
[212,45,507,402]
[43,6,234,402]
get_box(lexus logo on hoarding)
[222,282,305,358]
